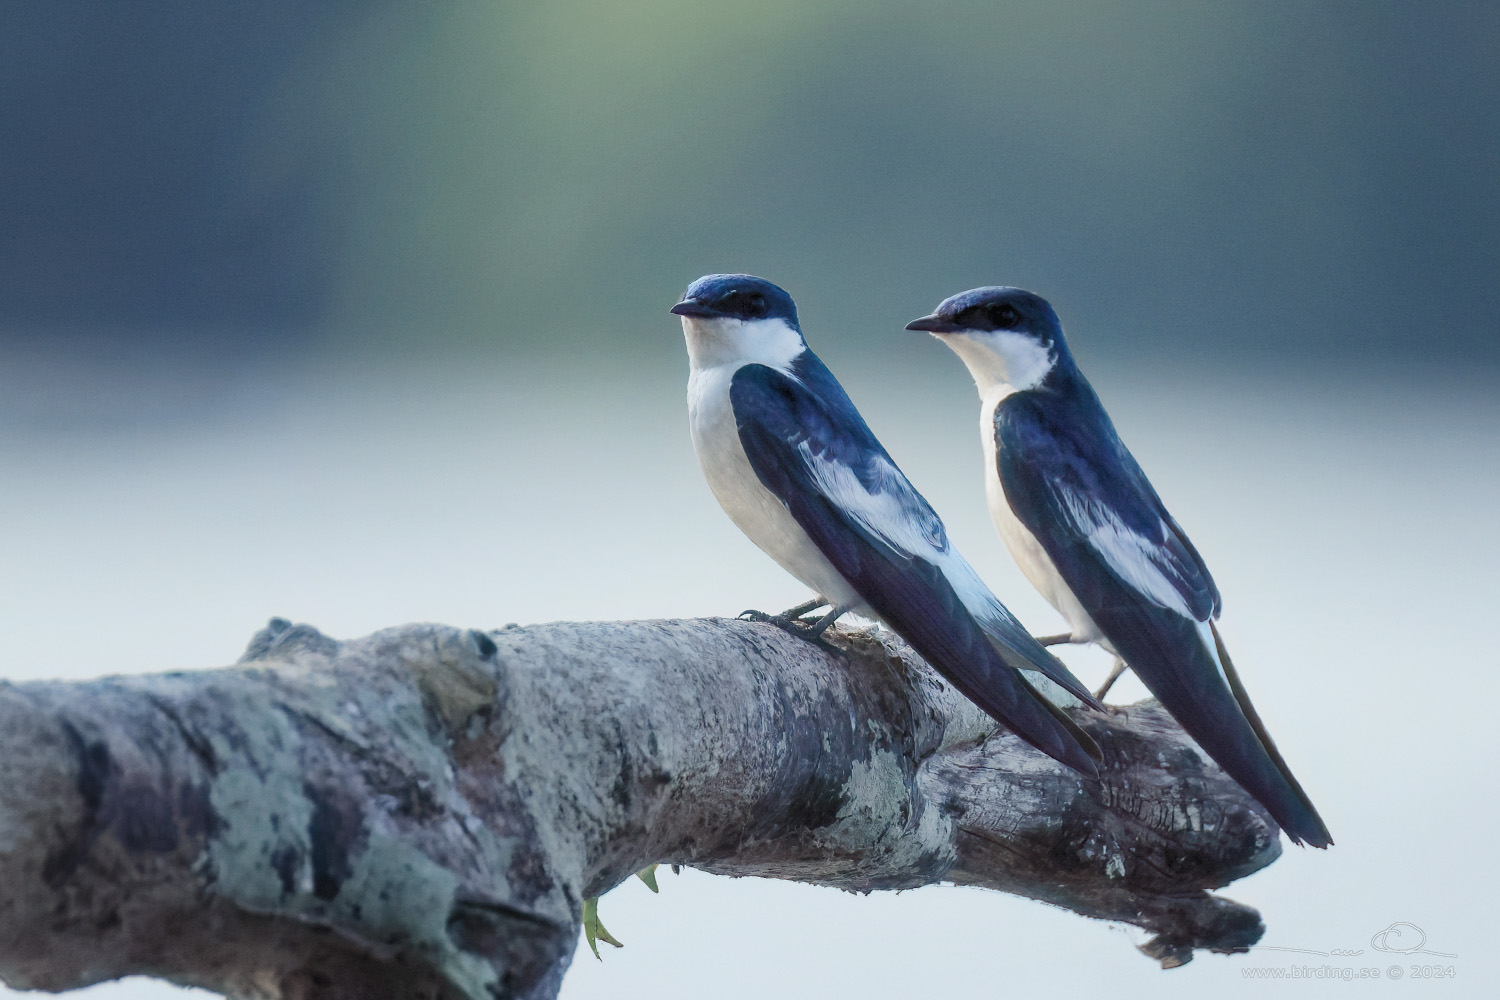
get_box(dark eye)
[990,303,1020,328]
[743,293,767,318]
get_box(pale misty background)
[2,2,1496,998]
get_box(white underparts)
[978,389,1104,643]
[680,315,805,373]
[976,388,1205,648]
[938,330,1055,396]
[683,318,869,613]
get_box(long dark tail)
[1101,608,1332,847]
[897,617,1104,777]
[971,597,1107,711]
[1209,622,1332,846]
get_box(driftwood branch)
[0,617,1280,999]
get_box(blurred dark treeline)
[2,0,1496,369]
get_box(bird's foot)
[1095,658,1128,701]
[1036,632,1075,647]
[780,596,830,621]
[739,606,846,655]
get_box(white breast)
[980,387,1103,643]
[687,363,868,613]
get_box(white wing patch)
[800,449,944,559]
[1057,484,1198,620]
[799,447,1009,620]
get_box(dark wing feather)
[996,389,1330,846]
[731,360,1099,775]
[767,356,1101,708]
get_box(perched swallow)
[673,274,1102,775]
[908,286,1331,846]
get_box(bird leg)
[780,596,831,621]
[736,595,828,628]
[1036,633,1075,646]
[738,601,847,653]
[798,604,846,638]
[1095,658,1128,700]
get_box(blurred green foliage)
[4,1,1497,366]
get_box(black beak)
[671,299,718,319]
[905,314,961,334]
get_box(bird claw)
[1094,659,1128,701]
[739,609,845,656]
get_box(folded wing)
[995,392,1330,846]
[730,360,1100,775]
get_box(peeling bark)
[0,617,1281,999]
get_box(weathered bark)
[0,617,1280,999]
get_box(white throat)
[939,330,1054,395]
[681,315,805,373]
